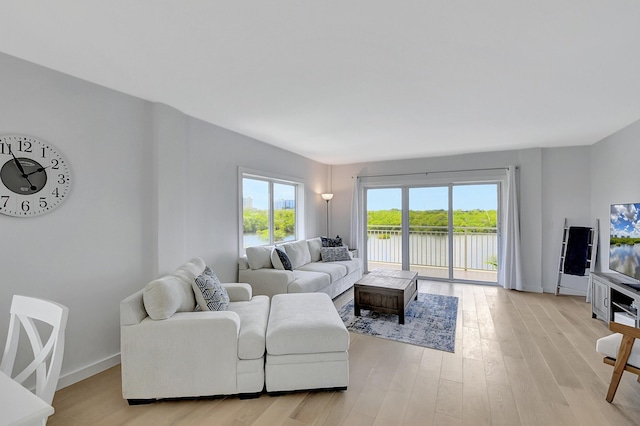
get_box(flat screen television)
[610,203,640,281]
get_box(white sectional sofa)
[238,237,363,299]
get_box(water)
[610,244,640,280]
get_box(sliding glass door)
[365,183,498,283]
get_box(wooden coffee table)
[354,269,418,324]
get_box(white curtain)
[350,177,362,251]
[499,165,525,290]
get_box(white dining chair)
[1,295,69,406]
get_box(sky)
[610,203,640,238]
[244,178,498,212]
[243,178,295,210]
[367,184,498,211]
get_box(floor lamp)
[321,193,333,236]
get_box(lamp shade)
[321,193,334,201]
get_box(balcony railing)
[367,225,498,273]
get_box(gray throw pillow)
[320,246,352,262]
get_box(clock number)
[58,174,66,184]
[39,198,47,208]
[52,188,60,198]
[51,159,59,169]
[1,196,8,208]
[0,143,7,155]
[21,200,30,212]
[19,140,32,153]
[41,147,46,158]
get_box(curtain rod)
[354,166,518,179]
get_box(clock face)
[0,135,71,217]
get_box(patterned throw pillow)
[320,246,352,262]
[193,273,229,311]
[203,266,216,278]
[321,235,343,247]
[271,247,293,271]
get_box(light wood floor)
[48,281,640,425]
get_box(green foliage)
[611,237,640,246]
[244,208,295,242]
[368,209,497,232]
[243,208,268,234]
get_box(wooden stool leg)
[606,335,635,403]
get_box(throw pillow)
[271,247,293,271]
[321,235,343,247]
[320,246,352,262]
[193,273,229,311]
[203,265,216,278]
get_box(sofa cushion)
[193,273,230,311]
[297,262,348,282]
[320,246,352,262]
[245,246,274,270]
[271,247,293,271]
[332,259,361,275]
[322,236,343,247]
[284,240,312,269]
[227,295,270,360]
[307,237,323,262]
[143,275,195,320]
[288,270,332,293]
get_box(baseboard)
[57,353,121,390]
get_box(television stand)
[590,272,640,327]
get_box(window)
[240,170,303,250]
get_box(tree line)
[368,209,497,230]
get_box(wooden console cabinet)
[590,272,640,327]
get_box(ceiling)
[2,1,640,165]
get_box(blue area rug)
[338,292,459,352]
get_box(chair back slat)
[1,295,69,405]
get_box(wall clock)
[0,135,71,217]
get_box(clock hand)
[25,165,50,177]
[9,147,28,177]
[9,147,37,191]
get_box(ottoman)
[265,293,350,393]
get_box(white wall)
[0,52,329,387]
[541,146,592,293]
[0,53,155,384]
[591,118,640,277]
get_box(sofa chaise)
[120,258,269,403]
